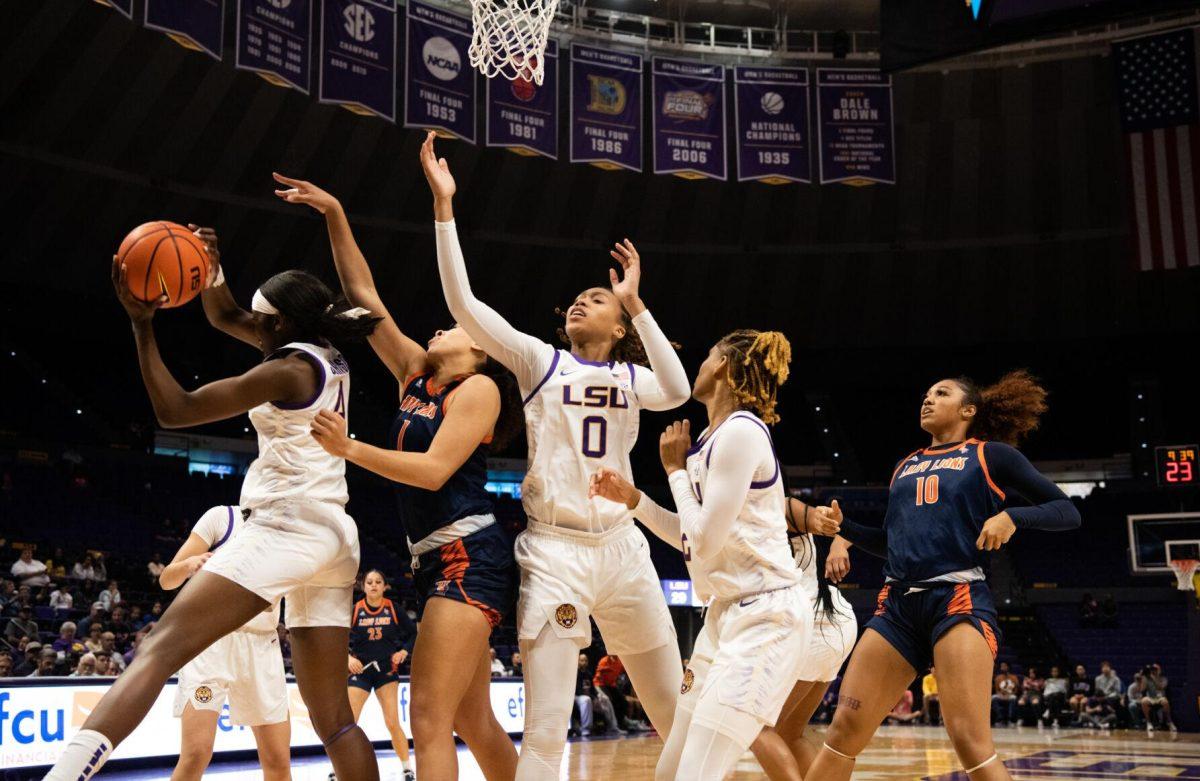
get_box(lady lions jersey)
[241,342,350,511]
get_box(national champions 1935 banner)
[734,65,811,184]
[235,0,312,93]
[405,0,476,142]
[486,39,558,158]
[319,0,397,120]
[816,68,895,186]
[652,57,727,181]
[570,44,643,172]
[145,0,225,60]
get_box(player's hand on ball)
[187,224,222,287]
[112,255,165,322]
[659,420,692,474]
[810,499,843,537]
[348,656,363,675]
[272,173,342,215]
[311,409,352,457]
[609,239,642,310]
[590,467,641,510]
[976,511,1017,551]
[420,131,457,201]
[826,535,852,583]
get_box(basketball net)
[1169,559,1198,591]
[468,0,558,85]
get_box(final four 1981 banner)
[816,68,895,186]
[486,39,558,158]
[570,44,643,172]
[735,66,811,184]
[319,0,397,120]
[652,57,727,181]
[145,0,225,60]
[236,0,312,93]
[405,0,476,143]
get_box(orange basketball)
[116,221,210,308]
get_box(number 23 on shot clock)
[1156,445,1198,487]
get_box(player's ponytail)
[719,330,792,425]
[258,270,382,346]
[956,369,1048,446]
[480,357,525,451]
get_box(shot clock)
[1156,445,1199,487]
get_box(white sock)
[44,729,113,780]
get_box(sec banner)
[816,68,895,186]
[734,66,811,185]
[318,0,396,120]
[404,0,476,143]
[652,57,727,181]
[486,39,558,158]
[145,0,225,60]
[236,0,312,93]
[570,44,643,172]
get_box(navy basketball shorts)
[348,659,399,692]
[414,523,517,629]
[864,581,1001,674]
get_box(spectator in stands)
[123,624,153,668]
[98,632,125,672]
[276,624,292,675]
[97,579,121,610]
[0,578,16,612]
[52,622,85,656]
[76,602,106,638]
[1069,664,1093,720]
[0,652,12,678]
[618,672,649,732]
[510,651,523,678]
[140,601,163,629]
[1043,666,1069,725]
[1078,593,1099,627]
[45,548,69,580]
[1147,664,1177,733]
[128,605,144,628]
[27,647,59,677]
[93,651,116,677]
[146,552,165,583]
[10,547,49,587]
[4,604,37,643]
[1098,594,1118,628]
[594,654,638,732]
[922,668,941,726]
[1079,696,1116,729]
[992,662,1020,725]
[1018,666,1045,725]
[489,648,508,677]
[107,605,132,646]
[70,653,98,678]
[71,554,97,582]
[570,653,595,738]
[885,690,922,724]
[1094,661,1123,712]
[84,624,104,654]
[49,583,74,610]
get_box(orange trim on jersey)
[428,373,472,399]
[975,441,1006,501]
[401,373,424,399]
[362,597,391,616]
[351,599,365,626]
[947,583,973,616]
[980,621,999,658]
[890,450,924,488]
[440,539,471,582]
[455,581,502,628]
[874,585,891,616]
[922,438,979,456]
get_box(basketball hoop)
[1169,559,1198,591]
[468,0,558,85]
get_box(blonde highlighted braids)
[719,329,792,425]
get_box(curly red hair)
[954,370,1048,446]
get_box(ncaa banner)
[569,44,642,172]
[95,0,134,20]
[486,39,558,158]
[404,0,476,143]
[816,68,895,186]
[319,0,397,120]
[651,57,727,181]
[235,0,312,93]
[145,0,225,60]
[734,66,811,184]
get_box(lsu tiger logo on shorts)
[681,668,695,694]
[194,685,214,704]
[555,603,577,629]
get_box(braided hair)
[954,370,1047,446]
[717,330,792,425]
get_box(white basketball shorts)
[174,629,288,726]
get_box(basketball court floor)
[100,725,1200,780]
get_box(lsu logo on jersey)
[193,685,214,704]
[681,668,695,694]
[555,603,578,629]
[562,386,629,409]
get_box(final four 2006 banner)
[236,0,312,93]
[145,0,225,59]
[734,66,811,184]
[319,0,397,120]
[816,68,895,186]
[487,39,558,158]
[405,0,476,142]
[652,57,727,180]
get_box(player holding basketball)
[160,505,290,781]
[275,174,523,781]
[590,330,823,781]
[805,372,1081,781]
[46,246,383,781]
[421,130,690,780]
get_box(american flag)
[1114,28,1200,271]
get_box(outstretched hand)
[590,467,641,510]
[112,255,165,323]
[310,409,352,457]
[272,173,342,215]
[609,239,643,310]
[659,420,692,475]
[809,499,843,537]
[420,130,457,202]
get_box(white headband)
[251,289,278,316]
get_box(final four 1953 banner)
[319,0,397,120]
[486,39,558,158]
[652,57,727,181]
[734,65,811,184]
[570,44,643,172]
[405,0,476,143]
[145,0,225,60]
[816,68,895,186]
[236,0,312,93]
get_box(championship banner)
[236,0,312,93]
[145,0,225,60]
[734,65,811,185]
[651,57,727,181]
[95,0,134,20]
[318,0,396,120]
[816,68,895,186]
[569,44,643,172]
[486,39,558,158]
[404,0,476,143]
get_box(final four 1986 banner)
[570,44,643,172]
[735,66,811,184]
[319,0,397,120]
[486,39,557,158]
[405,0,476,143]
[652,57,727,180]
[817,68,895,186]
[145,0,225,60]
[236,0,312,93]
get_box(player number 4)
[915,474,939,506]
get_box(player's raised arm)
[272,174,427,383]
[420,131,552,390]
[194,226,259,348]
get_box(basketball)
[116,221,210,308]
[760,91,785,115]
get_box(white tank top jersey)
[191,505,280,632]
[789,532,820,599]
[240,341,350,510]
[684,412,799,602]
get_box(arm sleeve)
[190,506,231,548]
[666,418,772,561]
[435,220,554,392]
[627,311,690,411]
[984,442,1082,531]
[633,492,684,552]
[836,516,888,559]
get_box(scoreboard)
[1156,445,1199,488]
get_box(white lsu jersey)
[520,350,644,533]
[790,532,820,599]
[192,505,280,632]
[685,412,799,602]
[241,341,350,510]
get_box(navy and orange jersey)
[840,439,1080,584]
[349,598,416,663]
[388,373,495,546]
